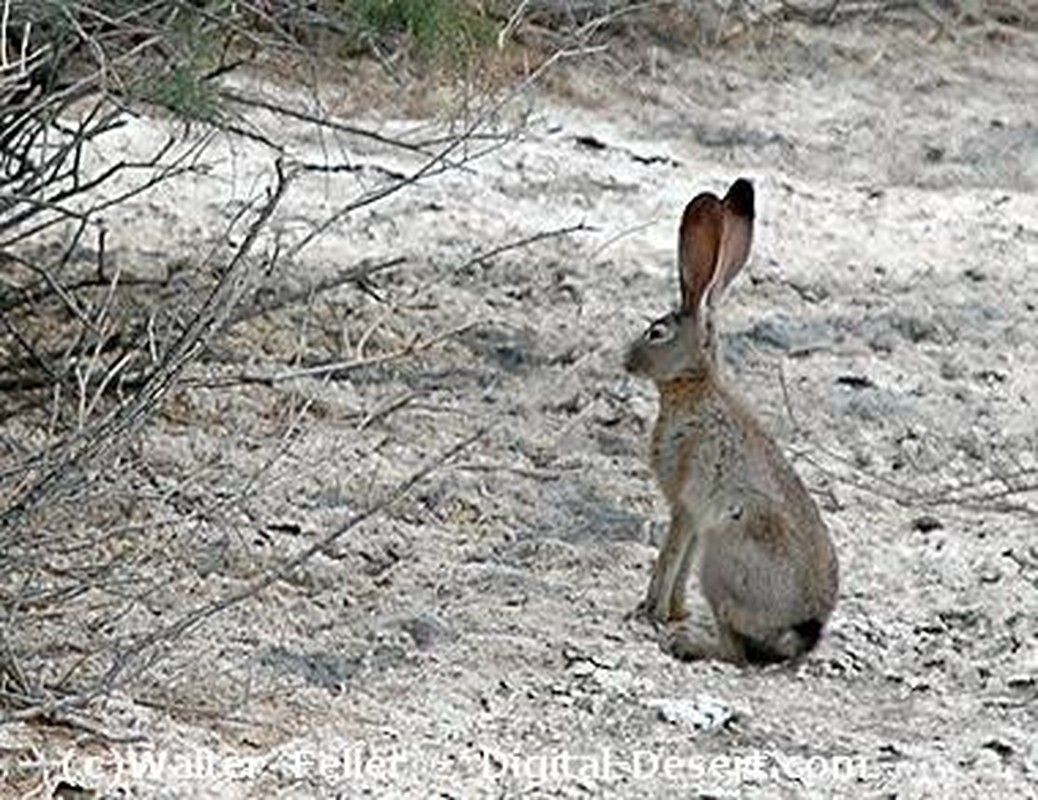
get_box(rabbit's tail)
[743,619,824,665]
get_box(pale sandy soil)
[2,20,1037,799]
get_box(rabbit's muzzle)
[624,341,652,376]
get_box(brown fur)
[624,178,838,665]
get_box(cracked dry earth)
[5,25,1038,799]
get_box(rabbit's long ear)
[708,178,755,304]
[678,191,724,313]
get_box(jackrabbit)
[624,178,838,664]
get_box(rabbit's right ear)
[678,192,724,313]
[709,178,755,303]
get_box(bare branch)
[2,427,486,719]
[0,162,294,528]
[458,222,594,272]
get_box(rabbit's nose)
[623,345,643,375]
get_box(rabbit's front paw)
[626,596,666,628]
[665,623,714,662]
[668,596,691,622]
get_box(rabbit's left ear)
[677,191,724,314]
[708,178,755,304]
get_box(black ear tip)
[727,178,755,218]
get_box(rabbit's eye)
[647,323,669,341]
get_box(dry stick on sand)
[218,88,458,163]
[195,321,476,388]
[1,375,332,729]
[359,390,423,431]
[0,626,30,697]
[0,257,403,399]
[205,178,594,390]
[225,256,407,328]
[156,367,343,538]
[0,133,211,249]
[0,135,213,410]
[457,222,595,272]
[0,255,169,317]
[210,224,596,387]
[1,428,487,723]
[0,163,294,529]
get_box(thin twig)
[218,88,446,160]
[458,222,594,272]
[0,626,30,696]
[14,427,488,716]
[0,162,294,528]
[359,390,423,431]
[288,44,604,260]
[193,321,475,388]
[227,256,406,327]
